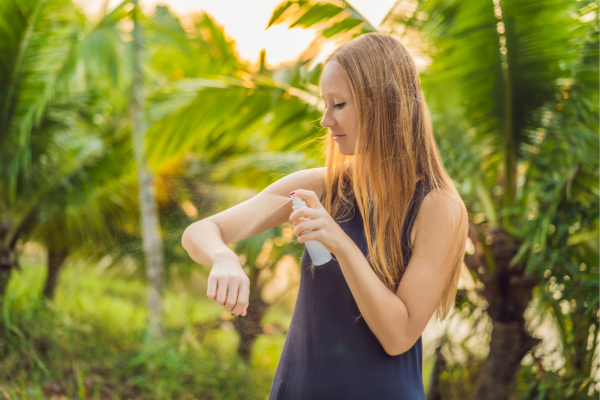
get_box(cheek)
[342,109,358,136]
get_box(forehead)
[320,60,351,97]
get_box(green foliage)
[438,357,487,400]
[266,0,377,68]
[0,0,327,302]
[516,363,596,400]
[267,0,377,33]
[380,0,599,396]
[2,0,598,397]
[0,258,281,399]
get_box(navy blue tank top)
[269,179,430,400]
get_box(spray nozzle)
[291,196,306,208]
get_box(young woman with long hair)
[182,32,469,399]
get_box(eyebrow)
[319,92,341,99]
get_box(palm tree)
[128,0,165,338]
[384,1,598,398]
[0,0,328,315]
[0,0,148,306]
[30,92,139,300]
[0,0,115,302]
[267,0,599,398]
[1,1,352,367]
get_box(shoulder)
[308,167,327,199]
[299,167,326,186]
[421,188,462,217]
[312,166,327,178]
[414,188,464,240]
[267,167,326,199]
[288,167,326,180]
[301,167,326,202]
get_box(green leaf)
[289,3,345,28]
[322,17,363,38]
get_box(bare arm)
[333,189,465,355]
[181,167,326,316]
[181,220,239,267]
[181,168,325,264]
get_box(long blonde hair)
[316,32,468,325]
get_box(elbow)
[382,336,402,356]
[383,337,418,357]
[181,225,193,250]
[384,343,409,357]
[182,220,213,251]
[384,344,404,357]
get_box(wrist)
[212,250,239,266]
[332,231,356,257]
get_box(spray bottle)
[291,196,333,266]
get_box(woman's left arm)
[289,189,464,356]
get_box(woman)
[182,32,468,399]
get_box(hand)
[207,256,249,317]
[289,189,350,256]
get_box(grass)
[0,251,436,399]
[0,253,285,399]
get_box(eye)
[324,102,346,110]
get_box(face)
[320,60,358,155]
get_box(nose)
[320,110,336,128]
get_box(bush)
[0,259,279,399]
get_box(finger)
[298,228,319,243]
[225,280,240,313]
[290,208,318,225]
[215,276,229,307]
[289,209,306,223]
[207,274,217,301]
[294,218,319,237]
[290,213,308,225]
[242,304,248,316]
[232,278,249,315]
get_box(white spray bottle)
[291,196,333,266]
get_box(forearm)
[182,220,238,267]
[335,236,412,356]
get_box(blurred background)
[0,0,598,399]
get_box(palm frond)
[266,0,377,69]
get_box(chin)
[335,141,356,156]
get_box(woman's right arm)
[181,167,326,317]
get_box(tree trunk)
[130,0,164,338]
[233,295,268,362]
[42,246,69,300]
[466,225,541,400]
[474,320,540,400]
[0,209,39,302]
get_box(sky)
[77,0,399,68]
